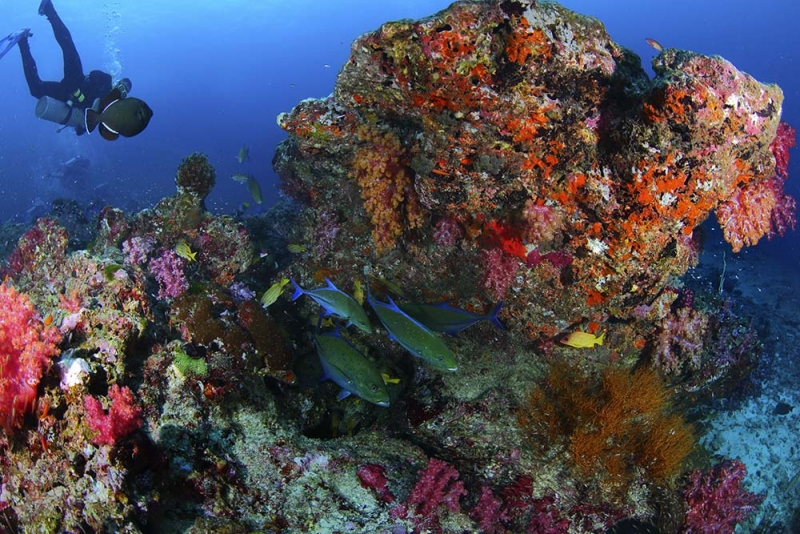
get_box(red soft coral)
[682,459,764,533]
[84,384,143,446]
[0,281,61,431]
[770,121,796,179]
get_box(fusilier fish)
[237,145,250,164]
[368,290,457,371]
[246,175,263,204]
[314,328,389,407]
[291,279,372,333]
[398,301,504,335]
[85,88,153,141]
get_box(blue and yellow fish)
[368,290,457,371]
[398,301,504,335]
[314,328,390,407]
[291,278,372,333]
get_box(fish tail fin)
[597,331,606,346]
[290,279,304,301]
[85,108,100,133]
[489,301,505,330]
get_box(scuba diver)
[0,0,152,139]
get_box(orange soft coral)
[351,125,425,252]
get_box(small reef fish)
[381,373,400,385]
[231,173,263,204]
[247,175,263,204]
[367,273,406,298]
[287,244,306,254]
[314,328,390,407]
[353,280,365,306]
[237,145,250,164]
[645,38,664,52]
[398,301,504,335]
[85,88,153,141]
[368,290,458,371]
[175,241,197,262]
[261,278,290,308]
[561,330,605,349]
[291,278,372,333]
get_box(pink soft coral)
[84,384,143,446]
[0,281,61,431]
[682,459,764,533]
[770,121,796,179]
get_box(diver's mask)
[115,78,132,98]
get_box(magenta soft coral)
[148,249,188,300]
[0,281,61,431]
[84,384,143,446]
[682,459,764,533]
[398,457,467,531]
[770,121,796,179]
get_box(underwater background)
[1,0,800,532]
[0,0,797,226]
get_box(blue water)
[0,0,798,242]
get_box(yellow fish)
[561,330,605,348]
[287,244,306,253]
[353,280,364,305]
[381,373,400,385]
[261,278,290,307]
[175,241,197,262]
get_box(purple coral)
[469,486,509,534]
[406,458,467,528]
[653,307,708,376]
[481,247,520,300]
[433,216,464,247]
[149,249,188,299]
[682,459,764,533]
[122,236,156,266]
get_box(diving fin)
[0,29,30,60]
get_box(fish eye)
[370,384,378,391]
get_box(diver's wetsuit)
[18,2,112,114]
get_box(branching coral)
[518,363,694,496]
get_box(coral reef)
[274,0,793,343]
[175,152,216,201]
[518,363,695,498]
[0,0,793,531]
